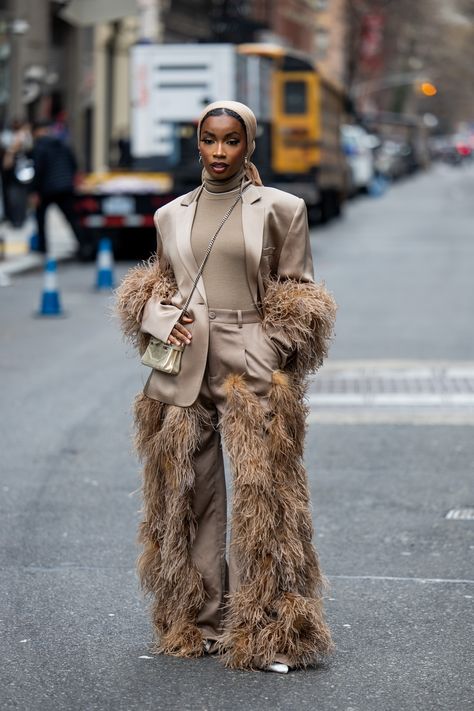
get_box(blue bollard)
[29,232,40,252]
[368,175,389,198]
[37,259,63,316]
[96,238,115,290]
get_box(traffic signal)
[420,82,438,97]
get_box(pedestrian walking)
[30,119,85,256]
[0,118,33,228]
[116,101,337,672]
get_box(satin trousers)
[189,307,289,664]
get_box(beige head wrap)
[197,100,263,186]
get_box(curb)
[0,249,76,279]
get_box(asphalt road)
[1,163,473,711]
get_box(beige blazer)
[141,183,315,407]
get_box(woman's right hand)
[167,313,194,347]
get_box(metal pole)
[136,0,162,43]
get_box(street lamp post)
[0,17,30,127]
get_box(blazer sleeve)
[115,209,180,353]
[140,210,183,343]
[262,198,337,376]
[277,198,314,282]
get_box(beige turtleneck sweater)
[191,170,255,310]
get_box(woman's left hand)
[167,313,194,347]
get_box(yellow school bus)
[238,43,348,221]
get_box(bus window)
[284,81,307,115]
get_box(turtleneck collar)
[202,164,246,194]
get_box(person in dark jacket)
[31,119,83,255]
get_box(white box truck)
[75,43,346,254]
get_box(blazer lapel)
[176,188,207,303]
[242,187,264,307]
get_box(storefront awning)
[60,0,138,27]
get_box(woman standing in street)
[116,100,336,672]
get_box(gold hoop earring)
[244,156,248,166]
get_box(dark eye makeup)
[200,132,242,143]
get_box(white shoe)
[203,639,219,655]
[267,662,289,674]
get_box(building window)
[283,81,307,115]
[306,0,328,9]
[315,27,329,56]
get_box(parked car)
[374,139,417,180]
[341,124,376,195]
[429,134,473,166]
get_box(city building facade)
[313,0,348,88]
[1,0,351,171]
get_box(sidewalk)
[0,206,76,282]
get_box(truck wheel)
[333,192,343,218]
[307,203,321,226]
[320,192,331,224]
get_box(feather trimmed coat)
[116,184,337,669]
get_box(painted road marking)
[308,361,474,425]
[328,575,474,585]
[308,393,474,406]
[307,412,474,425]
[445,508,474,520]
[4,242,28,256]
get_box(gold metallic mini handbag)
[141,336,184,375]
[141,188,245,376]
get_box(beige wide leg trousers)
[190,307,289,661]
[135,302,332,669]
